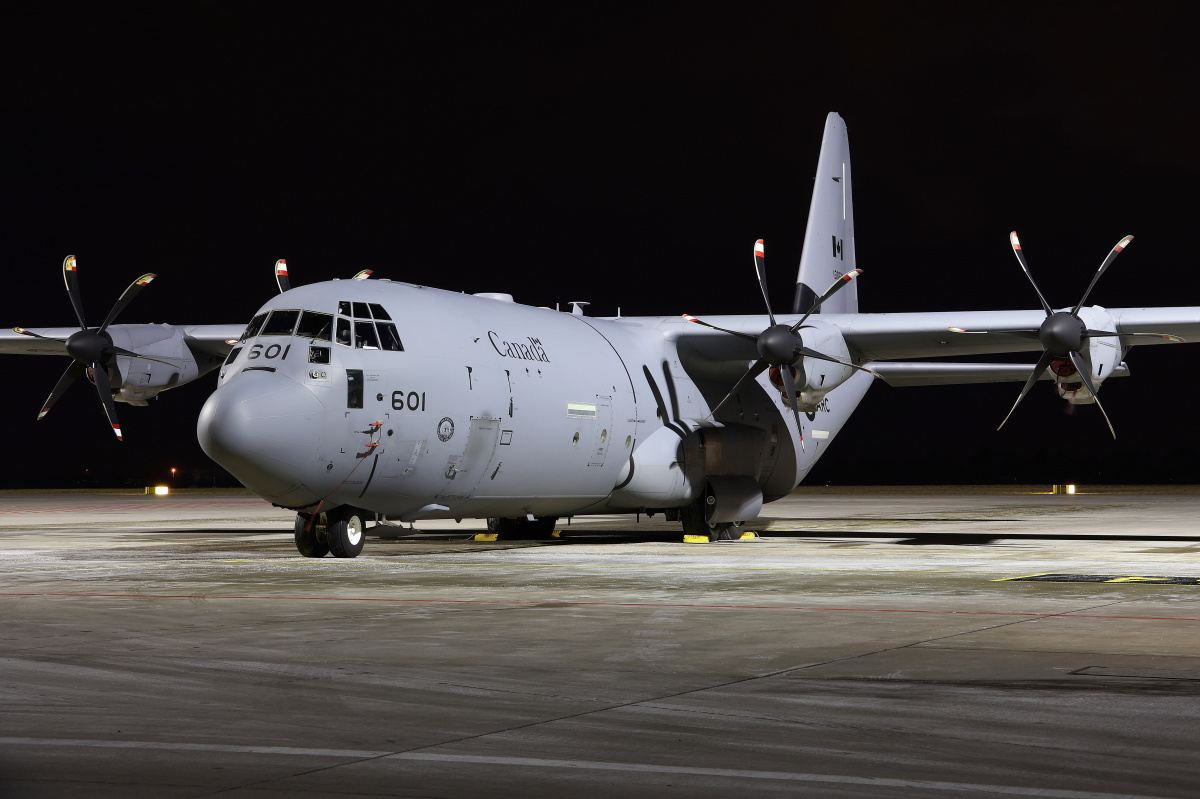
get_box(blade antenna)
[1009,233,1053,317]
[1073,236,1133,316]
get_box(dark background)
[1,3,1197,488]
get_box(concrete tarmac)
[2,490,1200,798]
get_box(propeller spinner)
[684,240,873,452]
[13,256,176,440]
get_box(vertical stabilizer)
[792,113,857,315]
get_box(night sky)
[2,4,1198,488]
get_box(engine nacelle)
[1055,307,1121,405]
[108,325,202,405]
[767,319,856,411]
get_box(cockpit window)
[296,311,333,341]
[368,303,392,320]
[335,316,352,347]
[260,310,300,336]
[352,301,371,319]
[354,320,381,349]
[377,322,403,351]
[224,346,243,364]
[240,312,268,342]
[338,301,352,316]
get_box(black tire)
[486,516,559,540]
[295,514,329,558]
[679,495,733,542]
[327,510,365,558]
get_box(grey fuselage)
[196,279,859,521]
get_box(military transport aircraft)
[3,112,1198,557]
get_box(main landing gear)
[486,516,559,540]
[678,495,750,542]
[294,507,365,558]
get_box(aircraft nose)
[197,373,327,507]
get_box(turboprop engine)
[107,324,202,404]
[767,318,855,411]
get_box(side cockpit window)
[239,312,268,343]
[335,316,352,347]
[338,300,403,351]
[297,311,333,341]
[354,320,381,349]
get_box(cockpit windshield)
[239,312,268,342]
[296,311,333,341]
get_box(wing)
[182,324,246,359]
[0,327,80,356]
[670,307,1200,363]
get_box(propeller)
[985,232,1138,438]
[684,240,872,452]
[13,256,176,441]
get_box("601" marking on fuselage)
[248,343,292,360]
[392,391,427,411]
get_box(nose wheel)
[294,507,365,558]
[294,513,329,558]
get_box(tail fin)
[792,112,857,315]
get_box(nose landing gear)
[294,507,365,558]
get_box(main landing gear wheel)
[294,513,329,558]
[326,508,365,558]
[486,516,559,540]
[679,497,745,542]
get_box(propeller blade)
[1080,328,1184,343]
[13,327,65,341]
[1073,235,1133,316]
[62,255,88,329]
[275,259,291,293]
[998,349,1057,431]
[1068,350,1116,439]
[90,363,124,441]
[103,344,180,369]
[98,274,156,333]
[947,327,1040,338]
[37,361,86,420]
[796,346,878,377]
[682,314,760,344]
[709,359,769,417]
[1009,233,1054,317]
[793,269,863,331]
[352,269,374,280]
[778,361,805,453]
[753,240,776,326]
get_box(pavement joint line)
[779,599,1135,679]
[0,739,1165,799]
[1,592,1197,621]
